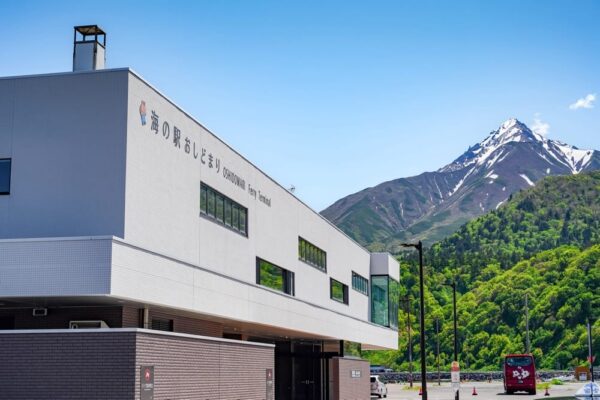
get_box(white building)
[0,26,399,400]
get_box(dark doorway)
[0,316,15,330]
[293,342,324,400]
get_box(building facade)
[0,29,399,399]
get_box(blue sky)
[1,0,599,210]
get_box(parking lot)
[372,381,582,400]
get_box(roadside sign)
[451,361,460,392]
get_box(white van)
[370,375,388,398]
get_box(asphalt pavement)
[372,381,584,400]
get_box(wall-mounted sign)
[140,365,154,400]
[139,100,272,207]
[351,370,362,378]
[266,368,274,400]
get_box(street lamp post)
[401,241,427,400]
[404,296,414,388]
[451,281,459,400]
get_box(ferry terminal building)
[0,26,400,400]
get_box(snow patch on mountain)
[520,174,535,187]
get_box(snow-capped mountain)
[321,118,600,249]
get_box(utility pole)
[436,318,441,385]
[525,293,531,354]
[588,320,595,383]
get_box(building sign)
[351,370,362,378]
[140,365,154,400]
[139,100,271,207]
[266,368,274,400]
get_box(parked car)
[370,365,386,374]
[370,375,388,398]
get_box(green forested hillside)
[364,172,600,371]
[430,172,600,290]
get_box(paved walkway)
[373,381,583,400]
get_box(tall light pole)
[443,280,459,400]
[401,241,427,400]
[404,295,414,387]
[451,281,459,400]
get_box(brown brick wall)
[0,331,137,400]
[135,332,274,400]
[122,306,141,328]
[150,310,223,337]
[330,357,370,400]
[0,329,274,400]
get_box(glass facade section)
[200,182,248,236]
[256,258,294,295]
[298,237,327,271]
[0,159,10,195]
[330,278,348,304]
[370,275,399,328]
[351,271,369,295]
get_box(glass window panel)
[207,189,216,217]
[0,159,9,195]
[224,200,232,226]
[232,204,239,231]
[200,185,207,214]
[389,278,400,329]
[330,279,347,304]
[216,194,224,222]
[371,276,389,326]
[239,208,247,234]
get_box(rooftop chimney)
[72,25,106,72]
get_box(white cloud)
[531,113,550,136]
[569,93,596,110]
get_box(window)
[256,258,295,295]
[330,278,348,305]
[151,318,173,332]
[298,237,326,271]
[200,182,248,236]
[352,271,369,295]
[0,159,11,195]
[371,275,399,328]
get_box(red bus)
[503,354,536,395]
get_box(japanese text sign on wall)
[140,365,154,400]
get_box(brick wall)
[0,331,136,399]
[330,357,370,400]
[135,332,274,400]
[0,329,274,400]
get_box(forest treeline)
[365,171,600,370]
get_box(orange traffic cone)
[419,387,423,396]
[472,387,478,396]
[545,387,550,396]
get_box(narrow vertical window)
[0,159,11,195]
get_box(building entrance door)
[292,342,324,400]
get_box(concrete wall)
[0,70,128,240]
[329,357,370,400]
[0,329,274,400]
[125,72,371,321]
